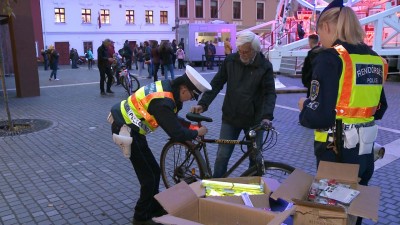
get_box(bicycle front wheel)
[160,141,205,188]
[129,75,140,93]
[241,161,295,183]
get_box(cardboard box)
[154,180,294,225]
[270,161,381,225]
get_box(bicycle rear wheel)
[241,161,295,183]
[160,141,205,188]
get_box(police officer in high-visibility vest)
[298,1,388,224]
[108,66,211,225]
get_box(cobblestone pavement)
[0,65,399,224]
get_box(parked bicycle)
[160,113,295,188]
[119,67,140,95]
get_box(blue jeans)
[213,122,264,178]
[163,64,175,80]
[147,62,153,78]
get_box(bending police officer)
[108,66,211,225]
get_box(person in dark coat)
[97,39,115,95]
[123,40,133,70]
[41,49,49,70]
[191,31,276,178]
[109,66,211,225]
[297,21,305,39]
[48,45,60,81]
[301,34,322,97]
[171,39,178,69]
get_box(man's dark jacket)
[301,46,322,89]
[97,44,110,69]
[198,52,276,128]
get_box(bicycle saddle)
[186,113,213,123]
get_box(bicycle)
[160,113,295,188]
[119,68,140,95]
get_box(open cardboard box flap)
[155,180,295,225]
[271,161,380,221]
[155,181,199,215]
[316,161,359,184]
[270,168,314,202]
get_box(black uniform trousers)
[314,141,374,225]
[130,130,163,221]
[99,66,113,93]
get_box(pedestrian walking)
[48,45,60,81]
[176,46,185,70]
[159,41,175,80]
[87,48,94,70]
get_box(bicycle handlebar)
[186,113,213,123]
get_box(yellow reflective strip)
[314,130,328,142]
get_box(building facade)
[39,0,176,63]
[176,0,279,33]
[36,0,279,64]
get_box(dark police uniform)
[299,40,388,186]
[110,80,198,222]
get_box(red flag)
[98,12,101,29]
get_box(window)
[195,0,203,18]
[81,9,91,23]
[195,31,231,47]
[179,0,188,18]
[54,8,65,23]
[233,1,241,19]
[210,0,218,19]
[145,10,153,24]
[256,2,264,20]
[126,10,134,24]
[83,42,93,54]
[160,11,168,24]
[100,9,110,24]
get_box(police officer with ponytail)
[108,66,211,225]
[298,1,388,223]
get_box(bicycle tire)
[120,76,129,94]
[105,75,115,86]
[160,141,205,188]
[129,75,140,94]
[240,161,295,183]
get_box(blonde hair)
[317,7,365,45]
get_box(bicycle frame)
[191,127,264,179]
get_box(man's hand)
[197,126,208,136]
[298,97,307,111]
[261,119,273,129]
[108,58,114,63]
[191,105,204,114]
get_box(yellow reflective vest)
[120,81,176,135]
[314,45,387,142]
